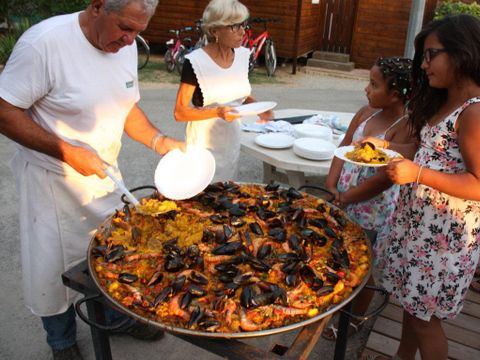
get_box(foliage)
[434,1,480,19]
[0,1,89,65]
[1,0,90,28]
[0,18,31,65]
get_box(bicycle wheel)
[136,35,150,70]
[164,49,175,72]
[265,40,277,76]
[176,47,187,75]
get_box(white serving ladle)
[104,167,140,206]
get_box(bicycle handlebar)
[168,27,194,35]
[249,17,281,24]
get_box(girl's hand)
[216,106,241,122]
[355,136,387,149]
[333,192,347,209]
[386,158,420,184]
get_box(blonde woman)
[174,0,272,182]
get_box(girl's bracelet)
[151,132,165,151]
[416,165,423,184]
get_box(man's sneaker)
[52,343,83,360]
[112,322,164,341]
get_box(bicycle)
[241,17,278,76]
[193,19,208,50]
[164,27,192,75]
[136,34,150,70]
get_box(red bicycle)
[242,17,278,76]
[165,26,192,74]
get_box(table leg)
[285,170,306,188]
[333,302,352,360]
[85,299,113,360]
[263,163,276,184]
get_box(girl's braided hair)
[375,57,413,103]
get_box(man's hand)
[155,136,186,155]
[62,144,107,178]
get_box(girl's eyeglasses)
[228,20,248,32]
[423,48,447,64]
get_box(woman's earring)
[215,35,219,43]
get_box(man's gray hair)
[104,0,159,16]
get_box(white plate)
[292,138,336,160]
[230,101,277,116]
[255,133,295,149]
[293,124,333,141]
[293,147,334,160]
[154,145,216,200]
[334,145,402,167]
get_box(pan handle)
[121,185,158,205]
[75,294,133,331]
[339,285,389,321]
[297,185,335,202]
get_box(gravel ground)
[0,64,380,360]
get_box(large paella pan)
[86,182,372,338]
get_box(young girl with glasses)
[373,14,480,360]
[323,56,416,340]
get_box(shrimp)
[271,305,309,316]
[168,294,190,321]
[239,309,271,331]
[223,299,237,325]
[124,252,163,262]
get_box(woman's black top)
[180,59,204,107]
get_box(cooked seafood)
[345,142,396,164]
[91,182,370,333]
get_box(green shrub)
[0,1,89,65]
[434,1,480,19]
[0,18,30,65]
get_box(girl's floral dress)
[382,97,480,321]
[337,111,402,258]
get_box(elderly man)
[0,1,182,359]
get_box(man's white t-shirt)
[0,12,140,175]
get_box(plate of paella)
[88,182,371,338]
[334,142,402,167]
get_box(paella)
[91,182,370,333]
[345,142,396,164]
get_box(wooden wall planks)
[142,0,441,69]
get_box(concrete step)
[306,58,355,72]
[301,66,369,81]
[312,51,351,63]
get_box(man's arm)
[124,103,185,154]
[0,97,107,177]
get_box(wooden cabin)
[142,0,440,69]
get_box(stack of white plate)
[293,138,336,160]
[293,123,333,142]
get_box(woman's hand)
[386,158,420,184]
[256,109,274,124]
[216,106,241,122]
[355,136,387,149]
